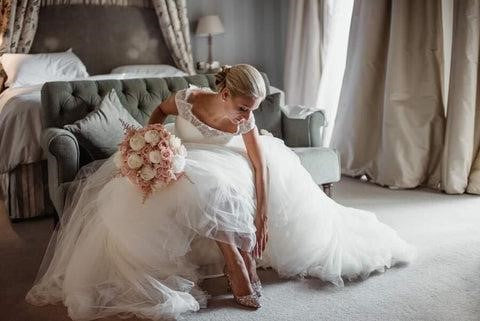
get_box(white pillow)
[0,49,89,88]
[110,64,187,77]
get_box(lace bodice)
[173,87,255,144]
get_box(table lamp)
[195,15,225,68]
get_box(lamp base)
[196,61,221,74]
[208,34,213,66]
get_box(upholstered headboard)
[30,5,173,75]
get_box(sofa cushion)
[253,92,282,139]
[64,89,141,159]
[292,147,341,185]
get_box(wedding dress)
[26,87,416,320]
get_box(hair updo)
[215,64,266,99]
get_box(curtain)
[442,0,480,194]
[152,0,195,75]
[284,0,353,146]
[284,0,322,108]
[39,0,150,6]
[314,0,353,145]
[0,0,40,54]
[331,0,445,189]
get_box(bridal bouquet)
[114,123,187,200]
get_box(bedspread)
[0,85,44,173]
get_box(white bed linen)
[0,85,44,173]
[0,49,89,88]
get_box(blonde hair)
[215,64,266,99]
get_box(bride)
[26,64,415,320]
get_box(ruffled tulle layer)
[26,135,415,320]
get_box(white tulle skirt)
[26,135,415,320]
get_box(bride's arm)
[243,128,268,258]
[148,94,178,125]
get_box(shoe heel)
[225,265,262,297]
[224,266,261,309]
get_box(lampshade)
[195,15,225,36]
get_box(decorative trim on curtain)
[0,0,40,54]
[40,0,151,7]
[442,0,480,194]
[331,0,445,189]
[152,0,195,75]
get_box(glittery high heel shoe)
[224,265,263,297]
[251,280,263,297]
[224,266,261,309]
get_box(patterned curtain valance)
[152,0,195,74]
[40,0,152,7]
[0,0,40,54]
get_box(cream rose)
[172,154,186,174]
[148,150,162,164]
[129,134,146,151]
[140,166,155,181]
[144,130,160,144]
[176,145,187,157]
[127,154,143,169]
[169,136,182,150]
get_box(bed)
[0,5,181,220]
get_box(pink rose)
[161,149,173,160]
[159,139,169,149]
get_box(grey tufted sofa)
[41,74,340,220]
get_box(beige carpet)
[1,177,480,321]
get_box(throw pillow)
[0,49,89,88]
[64,89,141,159]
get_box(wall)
[187,0,288,89]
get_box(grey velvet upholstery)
[41,74,339,218]
[283,111,326,148]
[291,147,341,185]
[41,128,80,216]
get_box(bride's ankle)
[240,252,260,283]
[225,259,253,297]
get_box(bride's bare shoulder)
[186,87,208,103]
[156,93,178,116]
[186,87,216,107]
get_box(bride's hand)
[253,210,268,258]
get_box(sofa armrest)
[281,110,327,147]
[41,128,80,216]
